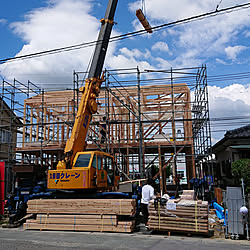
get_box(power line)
[0,2,250,64]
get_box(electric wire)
[0,2,250,64]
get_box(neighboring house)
[0,97,22,161]
[0,97,22,195]
[212,124,250,187]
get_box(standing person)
[175,174,181,198]
[141,178,155,228]
[100,116,106,143]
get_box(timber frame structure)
[2,66,212,193]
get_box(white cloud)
[209,83,250,122]
[171,50,202,68]
[0,0,160,87]
[208,84,250,106]
[130,0,250,67]
[208,84,250,142]
[154,57,172,69]
[118,47,151,59]
[191,83,250,143]
[0,0,119,88]
[152,41,171,54]
[210,95,250,118]
[0,19,7,25]
[129,0,211,21]
[215,58,228,65]
[225,46,248,61]
[2,0,249,86]
[107,47,153,71]
[244,30,250,37]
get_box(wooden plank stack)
[180,190,196,200]
[149,192,209,234]
[24,199,136,233]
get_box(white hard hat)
[240,206,248,215]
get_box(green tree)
[232,158,250,193]
[165,164,171,178]
[150,164,159,177]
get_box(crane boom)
[88,0,118,79]
[48,0,120,191]
[64,0,118,165]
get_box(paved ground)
[0,226,250,250]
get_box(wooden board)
[27,208,135,215]
[149,215,208,223]
[214,187,223,205]
[23,223,134,233]
[27,214,134,226]
[27,199,136,216]
[28,199,135,204]
[36,214,118,219]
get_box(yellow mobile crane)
[48,0,120,192]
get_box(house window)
[177,170,185,178]
[0,129,11,143]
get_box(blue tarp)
[213,202,228,226]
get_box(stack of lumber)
[149,199,209,235]
[180,190,195,200]
[24,199,136,233]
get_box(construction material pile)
[24,199,136,233]
[208,209,225,238]
[149,190,209,235]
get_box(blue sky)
[0,0,250,143]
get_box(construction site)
[0,66,211,195]
[0,64,215,234]
[3,0,248,241]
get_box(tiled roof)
[225,124,250,138]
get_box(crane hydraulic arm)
[63,0,118,166]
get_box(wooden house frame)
[16,82,195,192]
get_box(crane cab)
[47,151,120,190]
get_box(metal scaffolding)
[0,78,40,193]
[1,66,212,194]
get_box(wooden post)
[158,145,163,195]
[52,115,55,141]
[43,107,47,141]
[22,102,26,147]
[120,109,124,144]
[29,107,33,142]
[61,124,65,142]
[67,102,70,139]
[132,115,135,143]
[126,147,130,177]
[163,157,167,193]
[57,117,60,142]
[47,113,50,141]
[36,110,40,142]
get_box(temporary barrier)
[226,187,244,239]
[0,161,5,215]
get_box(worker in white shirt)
[141,178,155,228]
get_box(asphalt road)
[0,227,250,250]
